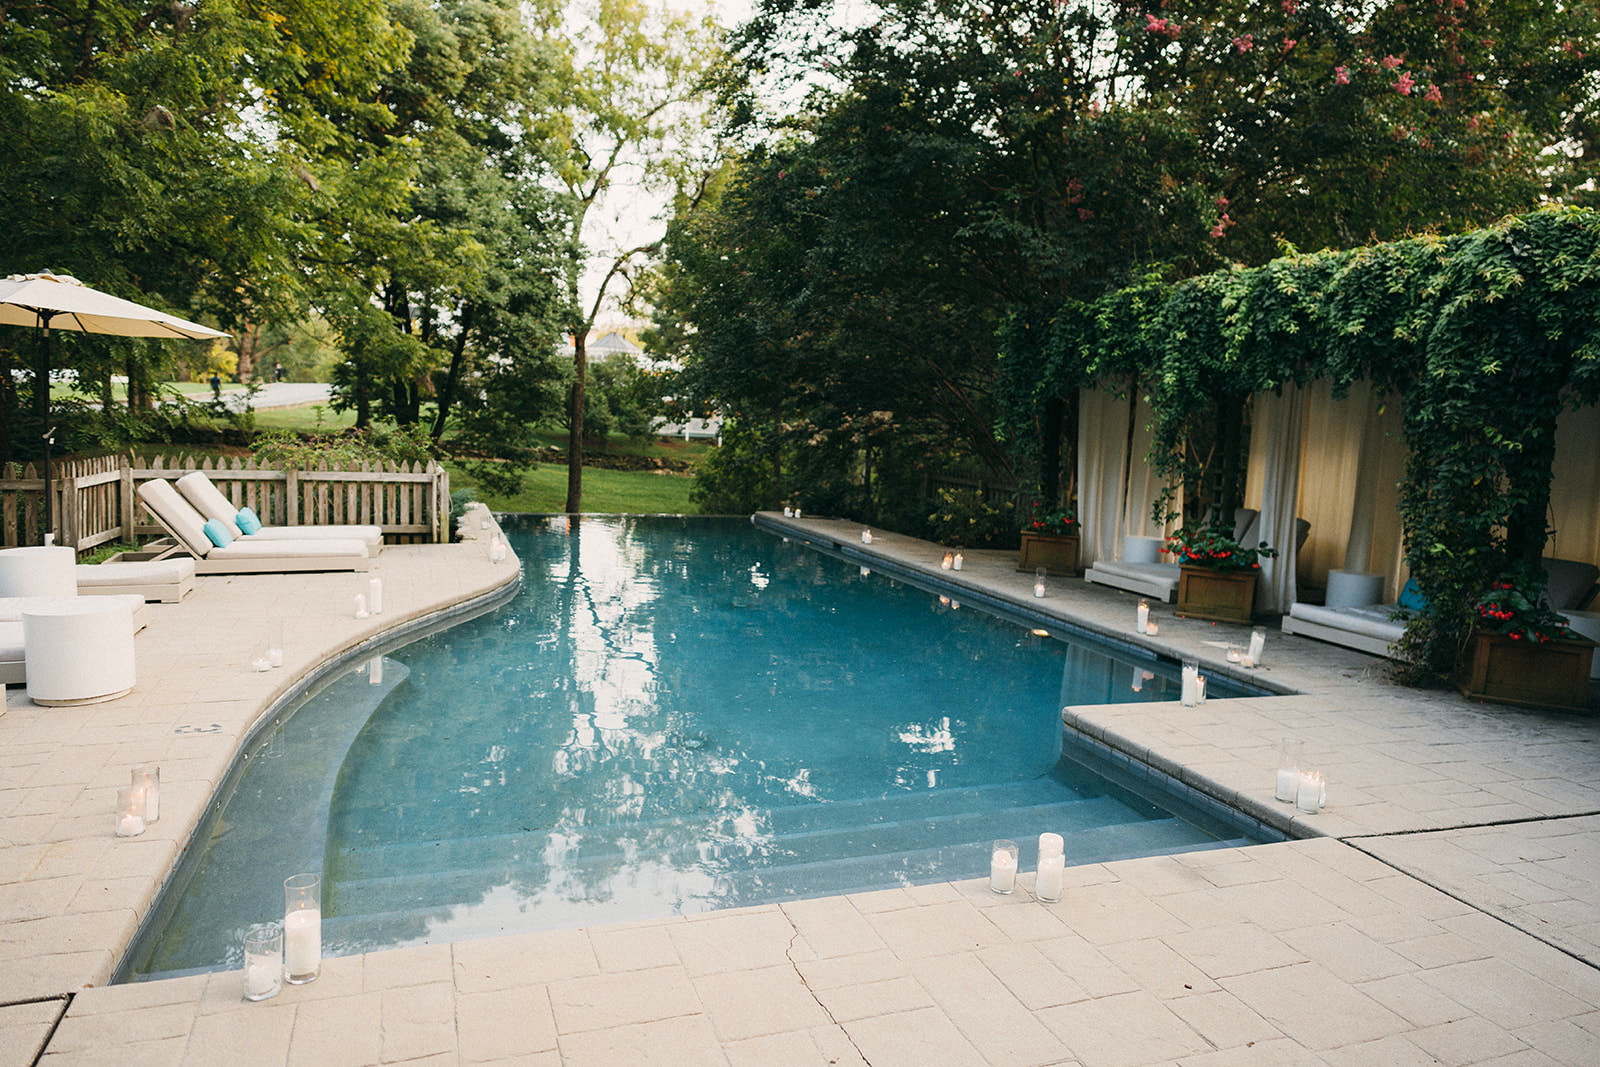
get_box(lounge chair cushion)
[237,506,262,535]
[204,537,369,561]
[203,519,233,548]
[1397,578,1427,612]
[76,558,195,601]
[137,479,213,557]
[1286,602,1410,643]
[176,472,246,539]
[1542,558,1600,611]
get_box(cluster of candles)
[1275,739,1326,814]
[781,506,804,518]
[489,535,507,563]
[1135,600,1160,636]
[861,529,873,544]
[939,551,965,571]
[1224,627,1269,668]
[1180,661,1207,705]
[114,766,160,837]
[249,624,285,673]
[990,833,1065,902]
[244,873,323,1001]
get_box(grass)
[251,403,358,432]
[447,462,697,514]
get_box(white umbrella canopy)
[0,272,229,340]
[0,272,229,541]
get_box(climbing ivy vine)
[999,207,1600,683]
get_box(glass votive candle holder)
[243,922,283,1001]
[1296,771,1325,814]
[952,552,963,571]
[1036,851,1066,903]
[131,766,160,823]
[1276,739,1303,802]
[284,873,322,984]
[115,786,146,837]
[1033,568,1047,598]
[990,839,1019,894]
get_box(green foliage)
[1024,501,1079,537]
[251,426,436,470]
[1473,575,1579,645]
[926,490,1014,549]
[1165,525,1278,574]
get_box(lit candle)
[1034,567,1047,598]
[861,529,873,544]
[251,652,272,672]
[1195,675,1207,703]
[990,839,1018,894]
[1248,626,1266,666]
[1136,601,1149,634]
[132,767,160,823]
[1180,661,1198,706]
[860,566,870,577]
[115,786,145,837]
[354,593,369,619]
[783,506,793,517]
[284,874,322,984]
[941,552,954,570]
[952,552,963,571]
[1145,622,1159,636]
[950,600,961,611]
[1131,666,1144,692]
[368,576,383,615]
[1226,645,1242,663]
[1036,852,1066,903]
[794,508,803,518]
[1296,771,1323,814]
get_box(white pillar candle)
[132,767,160,823]
[1035,853,1066,903]
[268,647,284,668]
[369,656,384,686]
[1276,766,1299,802]
[794,508,802,518]
[115,786,145,837]
[941,552,953,570]
[1296,771,1323,814]
[284,908,321,979]
[952,552,963,571]
[1248,626,1266,666]
[368,577,383,614]
[1038,831,1064,858]
[1033,567,1047,598]
[1131,666,1144,692]
[1137,601,1149,634]
[354,593,368,619]
[860,566,871,577]
[1180,662,1199,706]
[990,843,1018,894]
[783,507,792,517]
[861,529,872,544]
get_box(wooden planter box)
[1455,631,1597,712]
[1176,565,1258,625]
[1018,532,1079,576]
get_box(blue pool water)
[124,516,1258,980]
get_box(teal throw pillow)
[1396,578,1427,612]
[202,518,233,548]
[236,507,262,535]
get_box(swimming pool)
[123,516,1261,980]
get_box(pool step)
[329,777,1116,885]
[328,788,1228,922]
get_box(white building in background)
[560,328,723,441]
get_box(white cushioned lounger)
[1084,535,1181,602]
[0,621,23,685]
[138,479,371,574]
[76,557,196,602]
[176,471,382,557]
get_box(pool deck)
[3,511,1598,1065]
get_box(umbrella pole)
[40,321,53,544]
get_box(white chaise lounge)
[175,471,383,557]
[1085,509,1276,603]
[137,479,372,574]
[1282,557,1600,659]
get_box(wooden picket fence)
[0,454,450,552]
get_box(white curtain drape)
[1248,383,1307,613]
[1076,386,1129,565]
[1123,391,1181,542]
[1549,402,1600,568]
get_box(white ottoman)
[22,598,137,706]
[0,546,76,598]
[1325,570,1385,609]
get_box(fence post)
[286,467,299,526]
[120,457,136,545]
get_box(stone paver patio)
[3,511,1598,1065]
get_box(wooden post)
[120,457,136,545]
[286,467,299,526]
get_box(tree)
[542,0,721,512]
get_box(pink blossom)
[1395,72,1415,94]
[1380,54,1403,70]
[1424,84,1443,103]
[1233,34,1253,54]
[1334,65,1350,85]
[1077,207,1095,221]
[1283,38,1297,52]
[1216,195,1229,208]
[1144,14,1181,38]
[1210,213,1233,239]
[1282,0,1297,11]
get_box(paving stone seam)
[1341,838,1600,976]
[21,991,71,1067]
[780,922,873,1065]
[1337,810,1600,841]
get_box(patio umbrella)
[0,272,229,540]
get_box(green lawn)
[251,402,358,432]
[447,461,697,514]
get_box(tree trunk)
[0,345,14,469]
[432,309,473,442]
[565,331,587,513]
[1215,394,1246,527]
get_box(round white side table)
[22,598,137,706]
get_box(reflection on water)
[127,517,1238,980]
